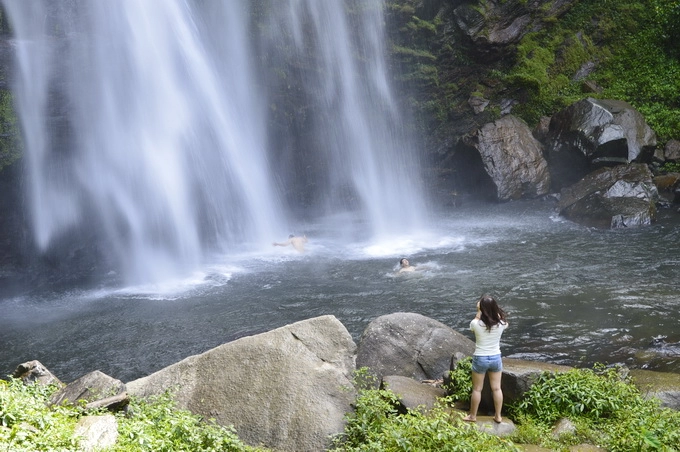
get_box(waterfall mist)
[2,0,428,285]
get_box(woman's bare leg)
[488,370,503,422]
[463,371,486,421]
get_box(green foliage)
[651,0,680,57]
[391,45,436,61]
[593,1,680,142]
[499,0,680,137]
[334,364,680,451]
[0,378,266,452]
[387,0,680,140]
[605,399,680,452]
[405,15,437,34]
[0,378,81,451]
[660,161,680,173]
[506,415,555,447]
[508,364,680,451]
[111,391,260,452]
[443,356,472,403]
[332,369,518,451]
[512,365,640,425]
[503,26,600,125]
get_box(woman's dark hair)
[399,258,408,266]
[478,294,507,331]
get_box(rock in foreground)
[126,315,356,452]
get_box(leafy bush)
[660,162,680,173]
[651,0,680,57]
[444,356,472,403]
[0,377,265,452]
[511,365,639,424]
[335,364,680,451]
[331,368,518,451]
[605,399,680,452]
[508,364,680,451]
[0,378,80,452]
[110,392,262,452]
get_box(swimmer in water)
[398,258,416,273]
[273,234,308,252]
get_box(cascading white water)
[3,0,428,284]
[4,1,283,283]
[268,0,428,237]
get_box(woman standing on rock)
[463,294,508,423]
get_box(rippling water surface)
[2,200,679,382]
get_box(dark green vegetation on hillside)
[386,0,680,148]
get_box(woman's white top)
[470,319,508,356]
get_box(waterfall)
[263,0,427,236]
[2,0,428,285]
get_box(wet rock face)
[664,139,680,161]
[547,98,657,191]
[453,0,577,59]
[470,115,551,201]
[557,163,658,229]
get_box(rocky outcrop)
[381,375,447,413]
[49,370,128,412]
[126,315,356,452]
[453,0,577,59]
[13,360,62,386]
[356,312,474,383]
[465,115,551,200]
[547,98,657,191]
[557,163,658,228]
[663,139,680,161]
[653,172,680,204]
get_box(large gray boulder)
[547,97,657,190]
[557,163,658,228]
[466,115,551,200]
[126,315,356,452]
[356,312,474,382]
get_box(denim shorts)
[471,354,503,374]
